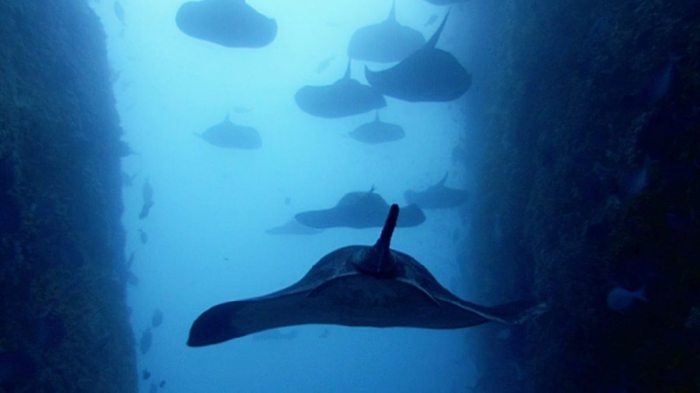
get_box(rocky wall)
[0,1,135,392]
[466,1,700,392]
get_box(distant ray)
[348,1,425,63]
[295,186,425,229]
[187,205,544,346]
[195,115,262,149]
[349,112,405,144]
[266,219,323,235]
[139,328,152,354]
[139,178,154,219]
[404,172,468,209]
[365,12,471,102]
[295,60,386,118]
[176,0,277,48]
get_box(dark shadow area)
[0,1,135,392]
[462,1,700,392]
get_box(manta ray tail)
[353,204,400,278]
[376,203,399,250]
[427,11,450,48]
[487,300,547,324]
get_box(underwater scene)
[0,0,698,392]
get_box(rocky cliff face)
[0,1,135,392]
[465,1,700,392]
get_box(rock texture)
[0,1,135,392]
[463,1,700,392]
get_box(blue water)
[91,1,479,391]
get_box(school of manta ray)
[172,0,544,347]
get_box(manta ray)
[349,112,405,144]
[365,12,471,102]
[195,115,262,149]
[295,60,386,118]
[404,173,469,209]
[347,1,425,63]
[294,187,424,229]
[187,204,542,346]
[176,0,277,48]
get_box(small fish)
[127,271,139,287]
[142,369,151,380]
[126,251,135,268]
[140,179,154,219]
[121,171,137,187]
[140,229,148,244]
[315,56,335,74]
[424,13,439,26]
[159,380,166,388]
[606,287,647,312]
[114,1,125,25]
[151,309,164,328]
[139,328,152,354]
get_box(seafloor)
[463,1,700,392]
[0,1,135,392]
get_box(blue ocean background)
[95,1,480,391]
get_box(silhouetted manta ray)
[404,173,469,209]
[365,12,471,102]
[176,0,277,48]
[187,204,542,346]
[347,1,425,63]
[294,186,424,228]
[349,112,405,144]
[295,60,386,118]
[195,115,262,149]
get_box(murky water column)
[0,1,136,392]
[99,0,478,392]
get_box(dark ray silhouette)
[294,186,424,229]
[188,205,543,346]
[349,112,405,144]
[176,0,277,48]
[404,173,469,209]
[195,115,262,149]
[295,60,386,118]
[348,1,425,63]
[365,12,471,102]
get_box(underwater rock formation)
[0,1,136,392]
[464,1,700,392]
